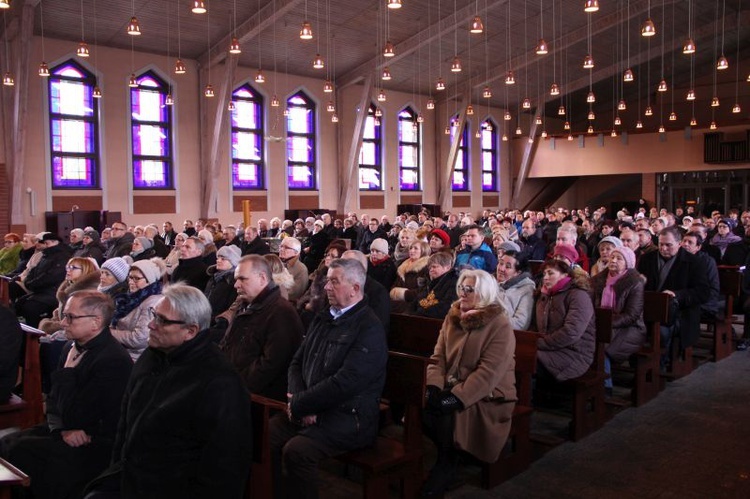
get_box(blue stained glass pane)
[50,79,94,117]
[359,167,381,190]
[133,160,168,188]
[232,131,261,161]
[132,88,167,122]
[287,137,313,163]
[51,156,95,187]
[233,100,260,129]
[287,107,312,134]
[232,162,262,189]
[288,165,313,189]
[132,125,169,156]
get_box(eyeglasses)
[457,285,475,295]
[127,275,146,281]
[65,265,82,271]
[61,312,98,322]
[148,307,187,327]
[279,246,298,253]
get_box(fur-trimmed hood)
[396,255,429,280]
[56,270,102,304]
[447,303,506,331]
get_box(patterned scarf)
[111,280,162,327]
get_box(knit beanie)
[598,236,623,248]
[101,257,130,283]
[370,238,390,255]
[611,246,636,269]
[217,244,242,267]
[135,236,154,250]
[430,229,451,247]
[131,260,161,285]
[553,244,579,265]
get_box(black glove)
[425,385,441,403]
[437,390,464,414]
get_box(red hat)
[553,244,579,265]
[430,229,450,247]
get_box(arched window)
[286,91,316,190]
[398,107,420,191]
[231,84,265,189]
[481,119,499,192]
[450,117,469,191]
[359,104,382,190]
[131,71,173,188]
[48,60,100,188]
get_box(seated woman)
[390,240,430,312]
[263,253,295,299]
[97,257,130,298]
[296,241,347,328]
[110,259,165,362]
[408,251,458,319]
[164,232,187,276]
[393,228,417,265]
[367,238,397,290]
[535,259,596,382]
[127,236,156,263]
[590,246,646,367]
[496,249,536,330]
[205,244,241,319]
[0,233,22,276]
[590,236,622,277]
[422,269,516,496]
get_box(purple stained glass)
[133,160,169,188]
[288,165,314,189]
[233,162,262,189]
[132,125,169,157]
[398,107,421,191]
[51,119,95,153]
[131,87,168,123]
[286,92,316,190]
[51,156,96,188]
[481,121,498,192]
[400,169,419,191]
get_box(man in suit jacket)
[637,226,712,352]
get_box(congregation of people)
[1,201,749,498]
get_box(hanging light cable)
[38,0,49,77]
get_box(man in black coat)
[637,226,712,351]
[219,255,304,401]
[103,223,134,260]
[270,258,387,499]
[1,290,132,499]
[241,226,270,256]
[0,304,22,402]
[170,236,209,290]
[86,284,252,498]
[357,218,388,254]
[341,250,391,333]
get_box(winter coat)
[171,256,209,291]
[358,228,388,254]
[219,285,303,401]
[367,257,397,290]
[38,271,102,335]
[0,304,22,402]
[75,242,105,265]
[426,303,516,462]
[637,248,712,347]
[0,243,22,275]
[284,257,309,302]
[24,244,71,298]
[241,236,270,256]
[204,265,237,318]
[110,294,163,362]
[394,256,430,291]
[303,230,331,273]
[590,269,647,362]
[455,242,498,273]
[104,233,134,260]
[498,273,536,330]
[535,276,596,381]
[288,299,388,451]
[104,332,252,498]
[410,269,459,320]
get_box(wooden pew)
[246,394,286,499]
[564,307,613,441]
[481,330,537,489]
[0,324,44,430]
[629,291,669,406]
[0,278,10,307]
[388,313,442,357]
[0,457,30,499]
[701,266,742,361]
[335,351,431,499]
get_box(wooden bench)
[481,330,537,489]
[0,278,10,307]
[388,313,539,489]
[630,291,668,406]
[701,266,743,361]
[336,351,431,499]
[565,307,613,441]
[0,324,44,430]
[246,394,287,499]
[0,457,29,499]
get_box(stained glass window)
[48,61,99,188]
[231,84,265,189]
[450,117,469,191]
[131,71,173,188]
[481,119,499,191]
[359,104,382,190]
[398,107,420,191]
[286,91,316,190]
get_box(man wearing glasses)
[1,290,133,499]
[103,222,134,260]
[85,284,252,498]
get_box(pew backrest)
[642,291,670,353]
[513,330,538,407]
[388,313,443,357]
